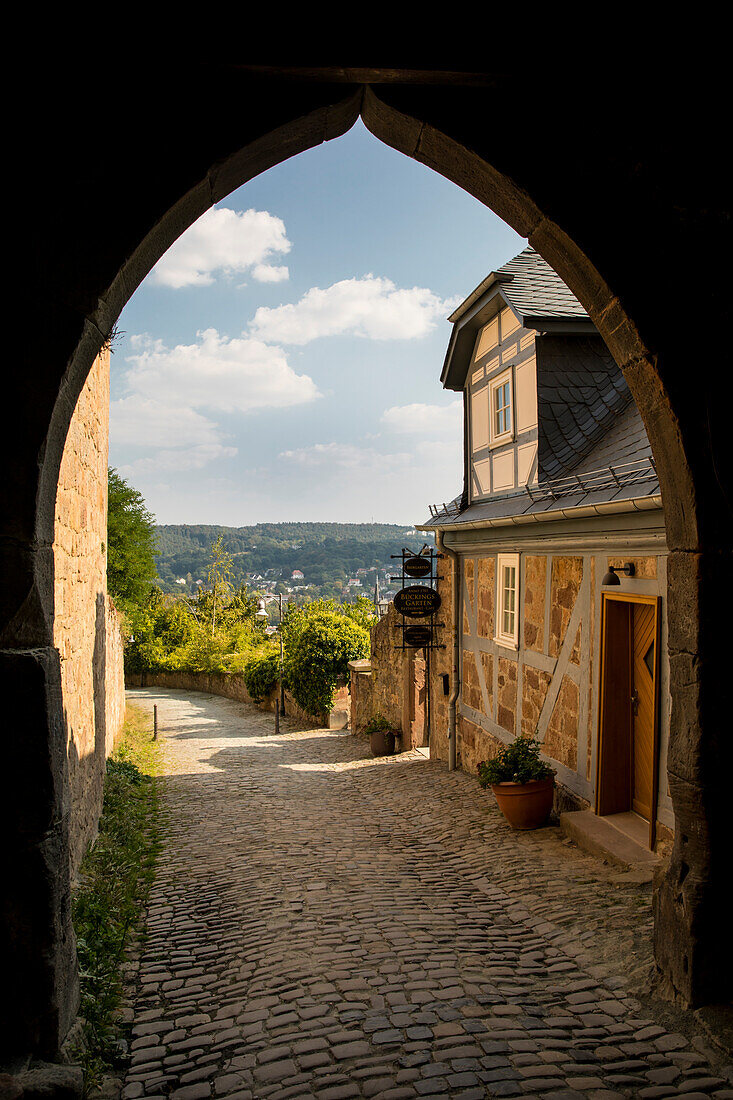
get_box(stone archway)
[3,66,729,1065]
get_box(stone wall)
[53,347,125,880]
[132,670,349,730]
[129,670,262,707]
[428,544,673,845]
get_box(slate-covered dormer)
[441,246,643,505]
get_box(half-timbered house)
[420,246,671,852]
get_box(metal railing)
[428,456,658,519]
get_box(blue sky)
[110,120,525,525]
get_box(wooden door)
[631,603,656,820]
[597,593,661,844]
[596,598,632,816]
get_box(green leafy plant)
[284,604,369,716]
[477,736,555,787]
[71,705,161,1085]
[242,650,281,702]
[123,552,268,678]
[206,534,235,636]
[364,713,393,734]
[342,595,378,632]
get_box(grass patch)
[71,702,162,1085]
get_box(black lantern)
[602,562,636,586]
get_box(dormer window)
[489,368,514,446]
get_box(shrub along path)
[122,688,731,1100]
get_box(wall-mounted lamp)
[602,562,636,586]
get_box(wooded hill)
[154,522,433,598]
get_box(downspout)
[436,529,459,771]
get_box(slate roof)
[497,247,589,321]
[443,247,594,392]
[447,245,589,327]
[424,414,661,530]
[572,400,654,476]
[536,335,632,479]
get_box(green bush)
[242,650,281,702]
[477,736,555,787]
[123,579,370,720]
[285,606,369,716]
[123,569,263,676]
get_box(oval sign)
[404,624,432,647]
[394,585,442,619]
[403,555,432,579]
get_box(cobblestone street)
[122,688,731,1100]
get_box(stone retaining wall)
[53,347,125,880]
[131,670,349,730]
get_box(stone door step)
[559,809,661,875]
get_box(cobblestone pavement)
[122,688,732,1100]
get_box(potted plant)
[477,736,555,829]
[364,713,397,757]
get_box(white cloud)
[111,329,320,477]
[275,437,463,522]
[381,400,462,435]
[249,275,459,345]
[118,443,238,478]
[151,207,291,288]
[252,264,290,283]
[110,395,223,449]
[124,329,320,413]
[279,441,410,470]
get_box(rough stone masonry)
[53,346,125,879]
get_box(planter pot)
[491,777,554,830]
[370,729,396,757]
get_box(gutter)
[419,493,663,533]
[436,530,459,772]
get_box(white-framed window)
[489,368,514,447]
[496,553,520,648]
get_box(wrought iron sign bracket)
[391,546,443,652]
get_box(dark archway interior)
[3,63,730,1065]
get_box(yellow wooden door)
[631,603,656,820]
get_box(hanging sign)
[394,585,442,619]
[404,624,433,647]
[403,555,432,579]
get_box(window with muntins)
[496,553,520,647]
[489,369,513,446]
[495,380,511,436]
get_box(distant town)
[153,521,434,609]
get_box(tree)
[342,595,378,632]
[206,535,234,636]
[107,468,158,610]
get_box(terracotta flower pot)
[491,777,554,829]
[370,729,396,757]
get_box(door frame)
[596,591,662,849]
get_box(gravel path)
[121,688,731,1100]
